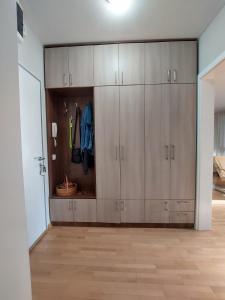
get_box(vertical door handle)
[120,146,125,161]
[165,145,169,160]
[63,74,67,86]
[173,69,177,83]
[73,200,77,211]
[120,201,124,211]
[164,201,169,211]
[167,69,171,83]
[69,73,72,86]
[170,145,175,160]
[114,146,119,161]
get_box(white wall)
[196,79,215,230]
[18,3,50,225]
[0,0,32,299]
[199,4,225,72]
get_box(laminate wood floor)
[31,203,225,300]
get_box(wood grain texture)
[74,199,97,222]
[69,46,94,87]
[170,41,197,84]
[121,200,145,223]
[170,84,196,200]
[120,85,145,200]
[94,44,119,86]
[97,199,121,223]
[119,43,145,85]
[145,85,170,199]
[50,198,74,222]
[145,42,171,84]
[45,47,69,88]
[94,86,120,200]
[31,203,225,300]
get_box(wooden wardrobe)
[45,40,197,227]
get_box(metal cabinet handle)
[167,69,171,83]
[120,201,124,211]
[115,146,119,161]
[63,74,67,86]
[170,145,175,160]
[164,201,169,211]
[69,73,72,86]
[173,69,177,83]
[165,145,169,160]
[120,146,125,161]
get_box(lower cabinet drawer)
[74,199,96,222]
[50,198,96,223]
[169,200,195,212]
[170,212,195,224]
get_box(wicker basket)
[56,176,78,197]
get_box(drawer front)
[50,198,74,222]
[74,199,96,223]
[170,212,195,224]
[145,200,170,223]
[169,200,195,212]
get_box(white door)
[19,66,47,248]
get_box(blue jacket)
[80,103,93,153]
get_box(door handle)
[173,69,177,83]
[69,73,72,86]
[63,74,67,86]
[34,156,45,162]
[167,69,171,83]
[114,146,119,161]
[170,145,175,160]
[120,146,125,161]
[120,200,124,211]
[165,145,169,160]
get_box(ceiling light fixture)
[106,0,132,15]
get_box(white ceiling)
[24,0,225,45]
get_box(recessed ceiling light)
[106,0,132,15]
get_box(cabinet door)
[145,200,170,223]
[121,200,145,223]
[119,43,145,85]
[169,200,195,212]
[69,46,94,87]
[170,85,196,200]
[45,47,69,88]
[97,199,120,223]
[95,87,120,200]
[145,42,171,84]
[94,44,119,86]
[145,85,170,199]
[120,86,145,200]
[74,199,96,222]
[50,198,74,222]
[170,41,197,84]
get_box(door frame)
[196,51,225,230]
[19,64,48,231]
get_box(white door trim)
[196,50,225,230]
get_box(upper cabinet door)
[119,43,145,85]
[145,42,171,84]
[69,46,94,87]
[170,84,196,200]
[145,85,171,199]
[94,44,119,86]
[95,86,121,200]
[120,85,145,200]
[170,41,197,84]
[45,47,69,88]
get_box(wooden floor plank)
[30,202,225,300]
